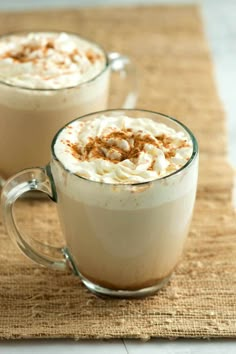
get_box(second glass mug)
[0,31,137,186]
[1,109,199,298]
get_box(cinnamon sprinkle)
[0,41,103,68]
[0,41,54,63]
[67,129,190,170]
[86,49,102,63]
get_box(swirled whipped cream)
[0,32,106,89]
[54,115,193,184]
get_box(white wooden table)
[0,0,235,352]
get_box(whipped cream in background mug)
[0,31,137,185]
[1,109,199,298]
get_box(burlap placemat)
[0,5,236,340]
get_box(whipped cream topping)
[54,115,193,184]
[0,32,106,89]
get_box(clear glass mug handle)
[1,167,67,270]
[108,52,138,109]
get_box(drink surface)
[0,32,106,89]
[54,115,193,184]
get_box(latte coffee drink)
[0,32,136,183]
[51,111,198,294]
[1,109,198,297]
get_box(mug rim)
[51,108,199,186]
[0,30,109,91]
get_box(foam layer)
[54,115,193,184]
[0,32,106,89]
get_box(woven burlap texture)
[0,5,236,339]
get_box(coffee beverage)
[51,112,198,291]
[0,32,108,179]
[1,109,198,297]
[0,32,136,181]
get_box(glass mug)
[0,31,137,186]
[1,109,199,298]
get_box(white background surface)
[0,0,235,353]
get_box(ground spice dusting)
[86,49,102,63]
[0,42,51,63]
[148,160,156,171]
[67,129,190,170]
[45,41,54,50]
[0,39,101,66]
